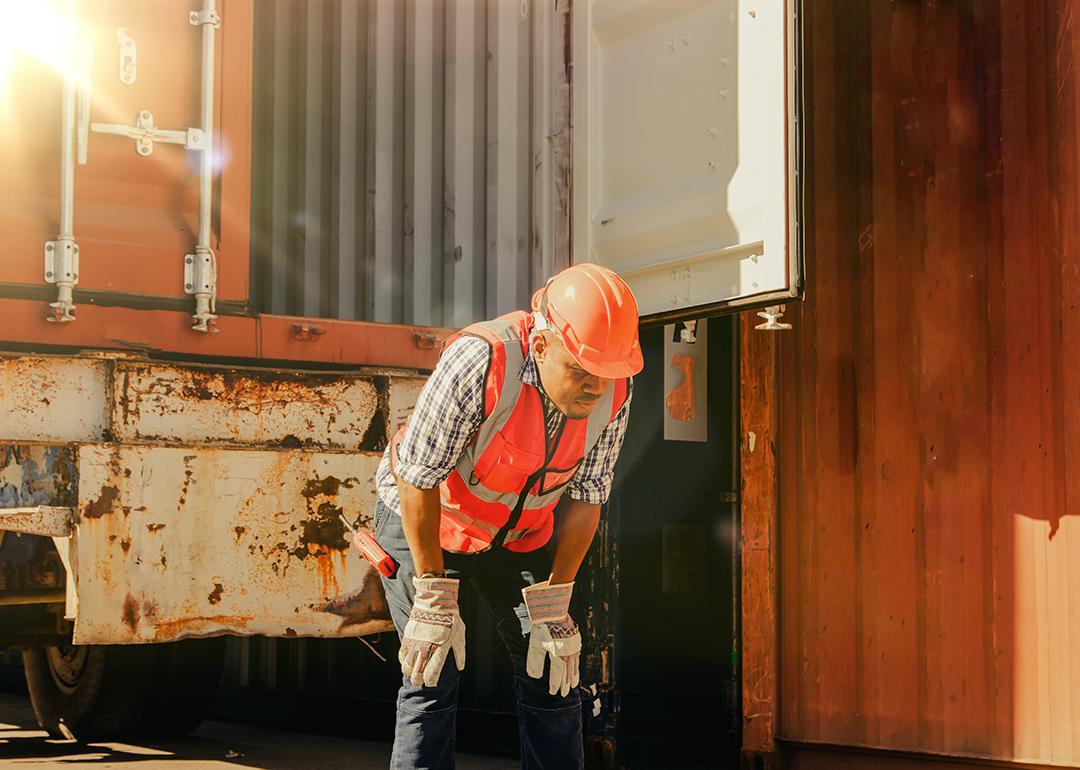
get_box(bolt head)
[185,284,193,290]
[46,244,54,251]
[46,271,53,278]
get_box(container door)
[571,0,801,320]
[0,0,251,306]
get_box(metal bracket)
[185,247,218,332]
[292,323,326,342]
[116,27,136,84]
[188,8,221,27]
[0,507,75,538]
[676,319,698,343]
[755,305,793,331]
[413,332,438,350]
[91,110,205,157]
[44,239,79,322]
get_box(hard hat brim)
[569,344,644,379]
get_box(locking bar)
[90,110,205,157]
[76,41,92,165]
[186,0,220,333]
[46,0,81,324]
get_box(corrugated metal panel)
[772,1,1080,766]
[250,0,568,326]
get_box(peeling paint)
[122,594,139,631]
[113,362,381,449]
[73,444,392,644]
[0,357,110,443]
[85,485,120,519]
[0,445,78,509]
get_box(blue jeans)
[373,500,584,770]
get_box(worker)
[371,263,642,769]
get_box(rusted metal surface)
[0,446,78,510]
[0,507,74,537]
[0,352,436,643]
[0,356,109,443]
[768,1,1080,765]
[387,376,427,436]
[73,444,392,644]
[112,361,379,449]
[739,314,778,758]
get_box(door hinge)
[755,305,792,331]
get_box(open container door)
[572,0,801,321]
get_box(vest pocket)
[536,461,582,496]
[471,430,544,493]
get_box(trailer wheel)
[21,637,225,740]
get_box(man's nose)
[582,375,609,395]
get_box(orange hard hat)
[531,263,643,378]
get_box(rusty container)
[738,2,1080,768]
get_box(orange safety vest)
[391,311,629,554]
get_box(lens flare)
[0,0,67,111]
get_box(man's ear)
[531,332,548,363]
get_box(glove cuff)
[522,580,574,623]
[411,576,460,613]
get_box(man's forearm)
[549,498,601,585]
[397,480,445,576]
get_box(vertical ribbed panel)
[444,0,488,327]
[250,0,564,326]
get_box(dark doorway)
[605,317,741,768]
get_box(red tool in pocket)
[339,514,399,578]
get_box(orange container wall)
[773,1,1080,766]
[0,0,251,303]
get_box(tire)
[21,637,226,740]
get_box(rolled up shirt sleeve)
[565,381,634,505]
[393,336,489,490]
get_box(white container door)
[572,0,801,320]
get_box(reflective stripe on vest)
[434,311,626,553]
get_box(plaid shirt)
[375,335,633,514]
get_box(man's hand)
[400,576,466,686]
[522,580,581,697]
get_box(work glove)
[399,576,466,687]
[522,580,581,697]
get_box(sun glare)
[0,0,68,110]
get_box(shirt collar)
[519,353,541,389]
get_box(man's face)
[532,331,612,420]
